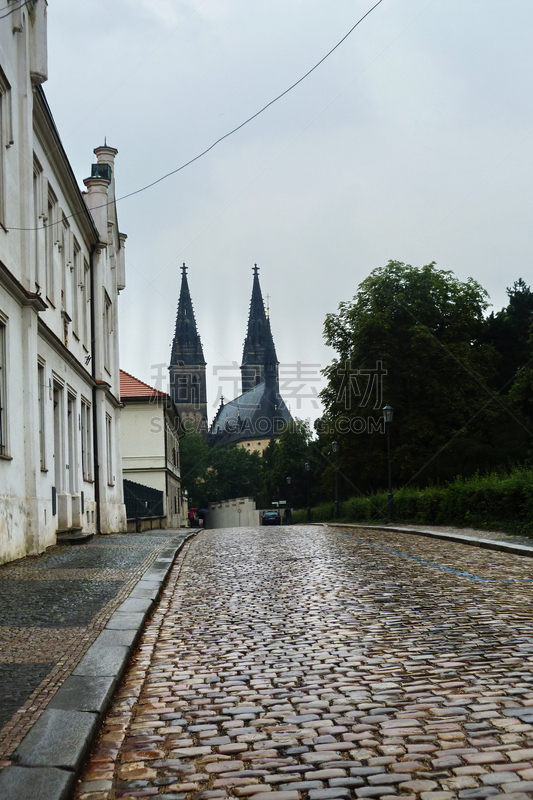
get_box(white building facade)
[120,371,186,530]
[0,0,127,564]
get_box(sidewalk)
[0,528,195,799]
[325,522,533,558]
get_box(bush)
[297,467,533,535]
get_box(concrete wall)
[207,497,260,528]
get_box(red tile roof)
[120,369,168,399]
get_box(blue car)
[262,510,281,526]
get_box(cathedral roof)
[209,380,291,444]
[171,264,206,366]
[241,264,277,367]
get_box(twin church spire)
[169,264,283,440]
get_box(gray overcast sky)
[45,0,533,428]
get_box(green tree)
[179,434,211,507]
[258,420,313,508]
[507,314,533,450]
[204,444,262,503]
[180,435,264,506]
[321,261,496,490]
[482,278,533,390]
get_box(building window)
[33,158,44,289]
[60,215,69,306]
[72,239,80,337]
[45,188,57,305]
[0,67,12,228]
[106,413,114,486]
[177,375,188,401]
[53,381,64,491]
[38,361,46,469]
[0,320,7,455]
[82,259,90,350]
[103,292,112,371]
[67,392,77,494]
[81,399,93,481]
[191,374,199,407]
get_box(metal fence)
[123,479,164,519]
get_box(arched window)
[191,374,199,406]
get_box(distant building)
[0,1,127,564]
[209,265,291,453]
[168,264,291,453]
[169,264,208,436]
[120,370,186,529]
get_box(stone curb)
[0,530,196,800]
[325,522,533,558]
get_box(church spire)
[169,264,208,436]
[241,264,277,393]
[171,263,206,366]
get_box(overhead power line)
[0,0,32,22]
[10,0,384,231]
[115,0,385,204]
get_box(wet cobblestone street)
[77,525,533,800]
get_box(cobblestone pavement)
[0,530,189,767]
[76,525,533,800]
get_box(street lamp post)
[383,404,394,521]
[332,440,339,519]
[305,461,311,522]
[286,476,292,524]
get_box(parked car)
[262,510,281,526]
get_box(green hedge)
[291,468,533,535]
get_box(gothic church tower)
[241,265,278,393]
[169,264,208,435]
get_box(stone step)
[56,528,94,545]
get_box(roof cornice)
[0,259,47,310]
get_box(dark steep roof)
[171,263,206,366]
[241,264,277,368]
[209,381,291,445]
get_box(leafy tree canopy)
[321,261,496,488]
[204,444,262,504]
[481,278,533,390]
[258,420,313,508]
[179,434,211,507]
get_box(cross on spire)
[181,262,187,275]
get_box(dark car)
[261,510,281,526]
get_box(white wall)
[0,0,127,561]
[122,399,183,529]
[207,497,260,529]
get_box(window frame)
[80,398,93,482]
[45,187,58,306]
[0,317,8,456]
[38,360,46,470]
[0,67,12,229]
[103,291,112,372]
[105,412,114,486]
